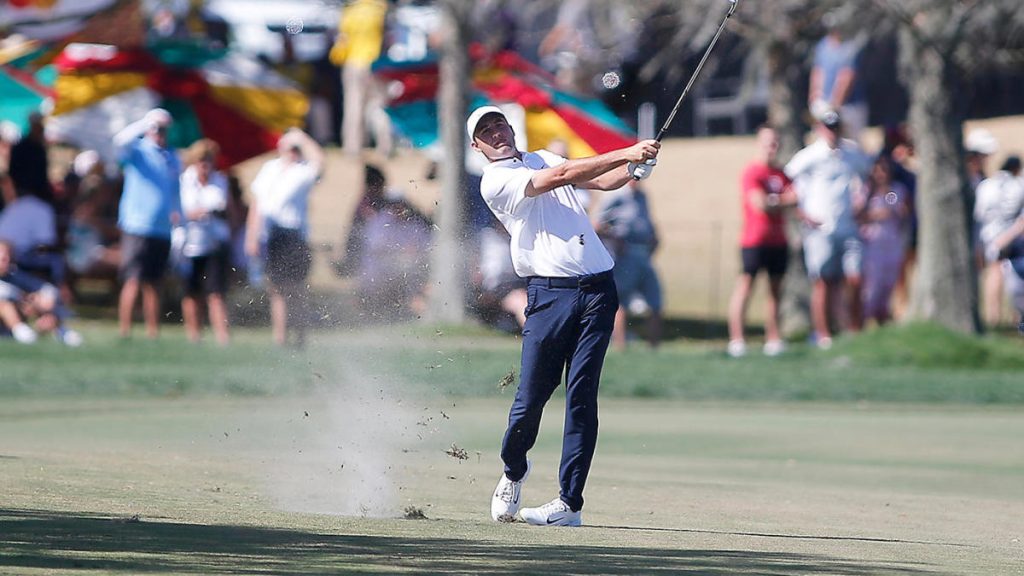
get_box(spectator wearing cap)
[974,154,1024,328]
[112,108,182,340]
[245,128,323,347]
[785,109,872,348]
[964,129,999,262]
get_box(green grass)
[2,320,1023,574]
[1,319,1022,403]
[1,396,1022,575]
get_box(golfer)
[468,105,660,526]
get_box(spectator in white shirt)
[179,139,233,345]
[245,129,323,347]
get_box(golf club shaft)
[654,0,741,142]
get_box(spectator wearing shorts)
[245,128,323,347]
[727,125,797,357]
[179,139,233,345]
[113,109,181,339]
[785,110,871,348]
[593,182,663,349]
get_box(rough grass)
[1,319,1021,404]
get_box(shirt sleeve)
[481,165,534,217]
[783,150,807,181]
[250,163,272,203]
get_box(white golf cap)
[466,105,506,141]
[965,129,998,155]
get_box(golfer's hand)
[625,140,660,164]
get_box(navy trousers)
[500,270,618,512]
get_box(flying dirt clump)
[445,443,468,461]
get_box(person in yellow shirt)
[330,0,391,156]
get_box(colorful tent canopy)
[47,41,308,167]
[0,62,55,132]
[376,46,635,159]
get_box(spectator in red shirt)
[727,125,797,357]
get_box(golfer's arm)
[527,150,630,197]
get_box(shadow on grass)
[0,508,944,575]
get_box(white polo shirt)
[784,138,870,236]
[480,149,614,278]
[251,158,318,236]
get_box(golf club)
[632,0,742,180]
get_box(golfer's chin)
[486,146,516,161]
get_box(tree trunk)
[428,0,471,323]
[765,40,806,162]
[765,38,812,337]
[900,30,980,333]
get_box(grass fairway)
[1,322,1023,574]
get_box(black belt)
[527,270,613,288]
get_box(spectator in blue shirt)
[113,108,182,339]
[809,15,868,142]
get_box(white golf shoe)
[519,497,581,527]
[491,460,530,522]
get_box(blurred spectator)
[473,219,526,332]
[785,109,871,349]
[178,139,232,345]
[9,111,52,204]
[809,15,868,141]
[471,0,521,57]
[0,239,81,346]
[974,154,1024,328]
[0,170,64,289]
[881,124,917,320]
[65,151,121,294]
[224,171,250,277]
[989,212,1024,333]
[965,128,998,241]
[857,155,911,326]
[356,186,432,320]
[0,121,19,204]
[148,7,190,42]
[538,0,600,94]
[113,108,182,340]
[594,183,663,350]
[246,128,323,347]
[727,125,797,358]
[329,0,391,156]
[334,163,387,278]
